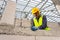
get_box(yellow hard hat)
[31,7,40,14]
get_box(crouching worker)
[31,7,50,31]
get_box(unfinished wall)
[0,0,16,26]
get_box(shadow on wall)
[58,22,60,26]
[52,0,60,5]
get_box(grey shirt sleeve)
[39,15,47,29]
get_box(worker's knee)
[31,26,38,31]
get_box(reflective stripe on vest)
[33,16,43,28]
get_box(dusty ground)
[0,35,60,40]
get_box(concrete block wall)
[0,0,16,26]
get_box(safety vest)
[33,16,43,28]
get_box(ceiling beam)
[23,0,30,11]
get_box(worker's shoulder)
[43,15,46,17]
[43,15,46,19]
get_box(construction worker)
[31,7,50,31]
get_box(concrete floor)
[0,35,60,40]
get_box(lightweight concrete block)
[15,18,21,27]
[0,0,16,25]
[22,18,31,28]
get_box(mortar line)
[35,36,36,40]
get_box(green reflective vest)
[33,16,43,28]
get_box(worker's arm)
[39,15,47,29]
[31,18,38,31]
